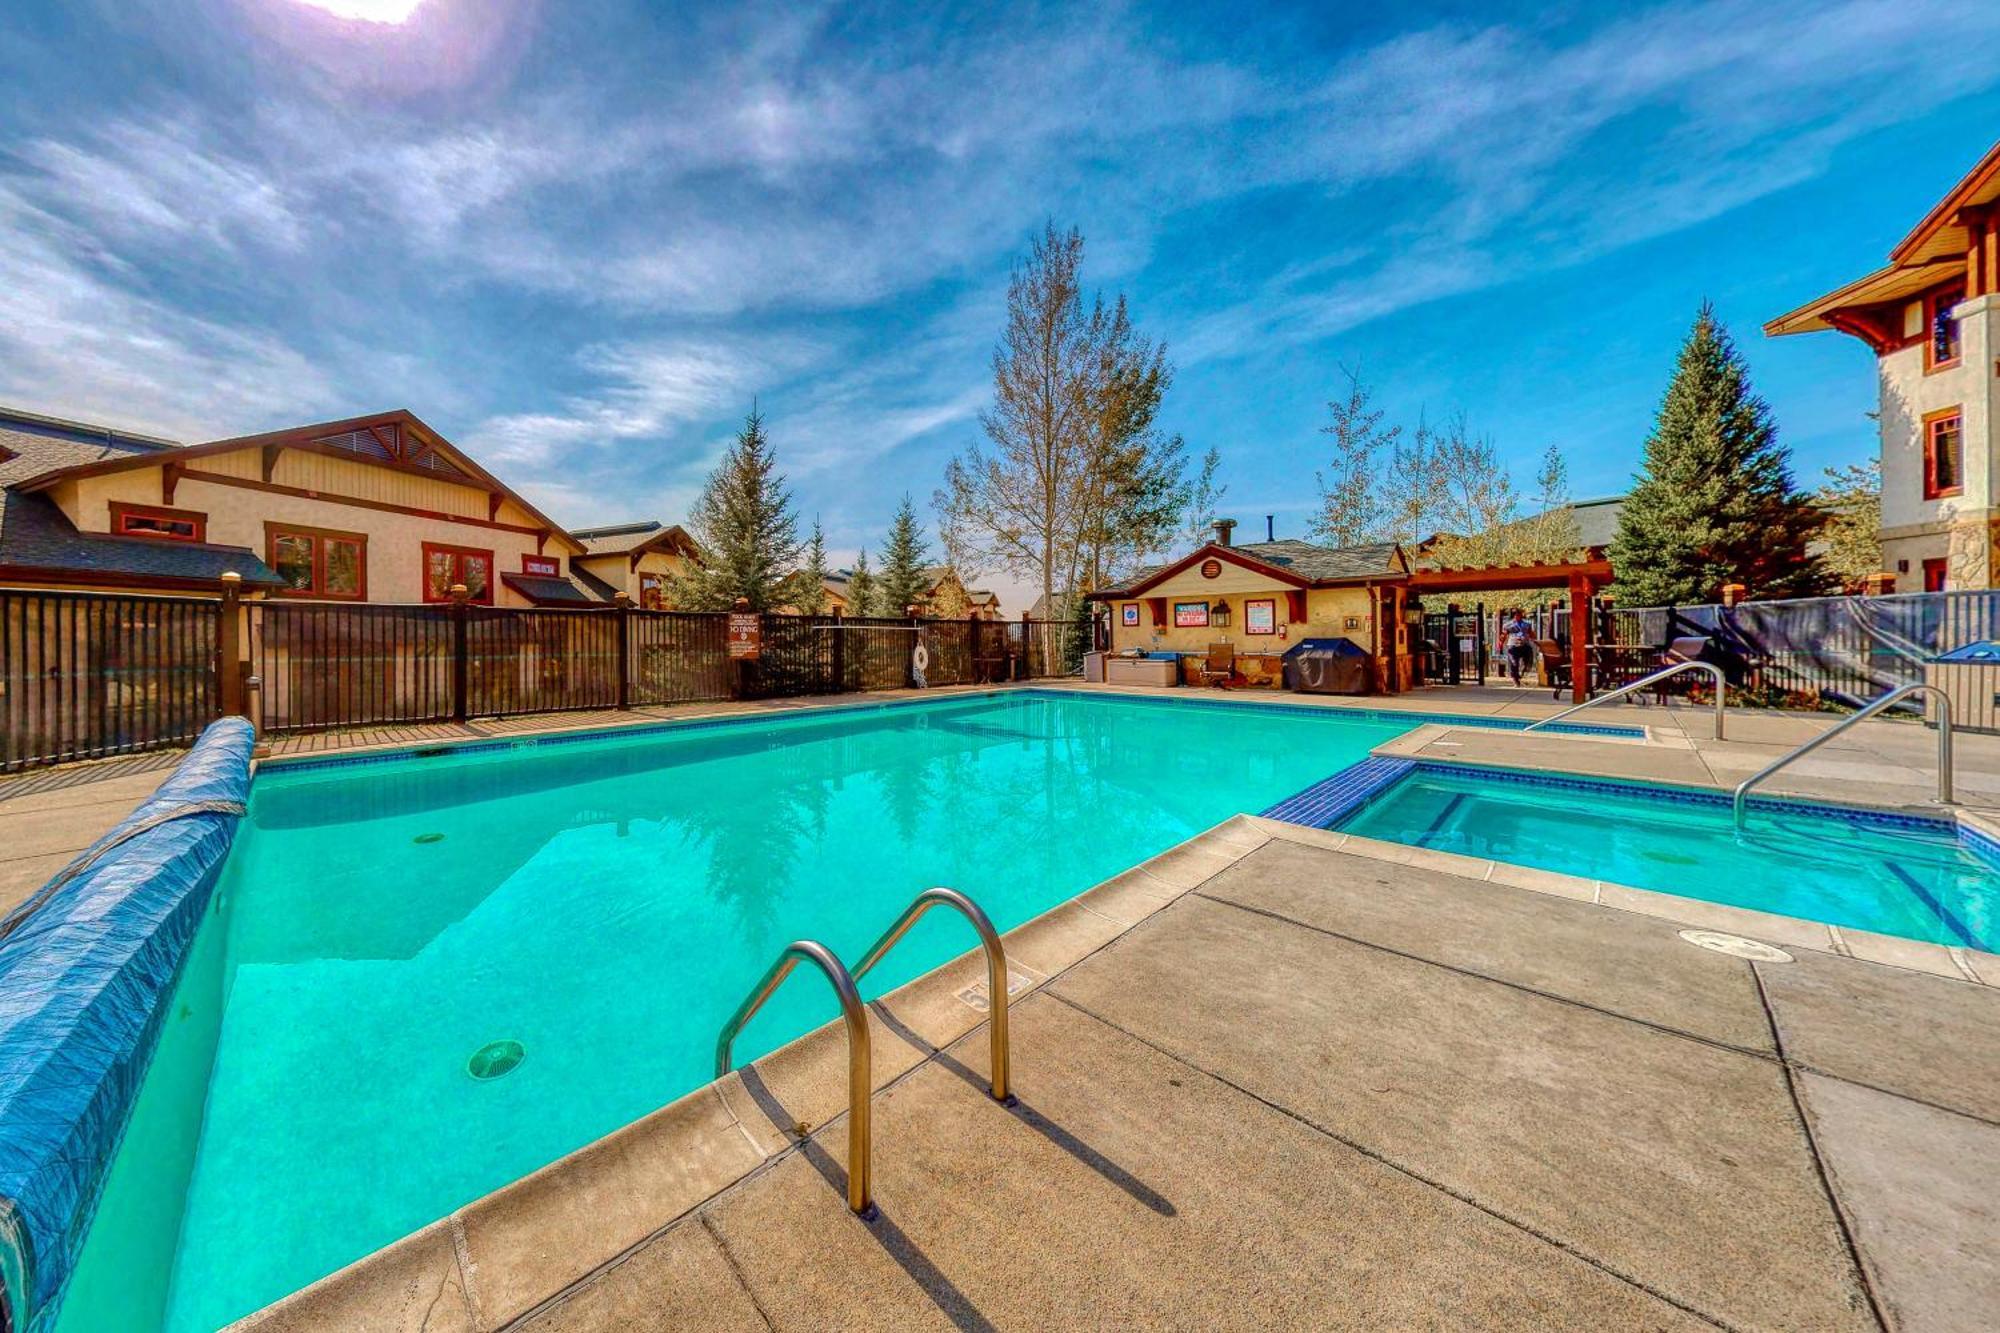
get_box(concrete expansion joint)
[1040,988,1739,1332]
[445,1211,482,1329]
[1747,969,1893,1333]
[1188,889,1776,1064]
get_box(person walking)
[1502,609,1537,686]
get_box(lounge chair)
[1199,642,1235,688]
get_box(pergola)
[1406,557,1614,699]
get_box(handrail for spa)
[853,888,1014,1103]
[1732,683,1953,829]
[1523,659,1729,740]
[715,939,874,1214]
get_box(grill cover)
[1281,637,1371,694]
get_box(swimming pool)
[1332,763,1999,951]
[64,690,1421,1332]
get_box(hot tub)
[1105,654,1179,687]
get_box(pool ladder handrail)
[712,888,1013,1217]
[1731,682,1954,829]
[1522,659,1729,740]
[853,887,1013,1104]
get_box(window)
[264,523,366,599]
[1926,285,1965,371]
[639,572,666,609]
[1923,408,1964,500]
[521,554,560,577]
[1923,558,1949,593]
[423,543,493,603]
[111,502,205,543]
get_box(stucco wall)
[51,447,570,606]
[1878,293,1997,588]
[1105,568,1378,655]
[574,549,695,604]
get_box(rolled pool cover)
[0,719,254,1333]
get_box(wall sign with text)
[1244,598,1276,635]
[1173,601,1210,628]
[1121,603,1140,627]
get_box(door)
[1922,557,1948,593]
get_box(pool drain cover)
[467,1039,526,1080]
[1677,930,1792,963]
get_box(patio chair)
[1199,642,1235,688]
[1536,639,1568,698]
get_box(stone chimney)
[1212,518,1236,547]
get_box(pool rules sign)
[727,609,761,660]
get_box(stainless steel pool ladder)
[1522,659,1729,739]
[713,888,1013,1216]
[1730,682,1954,829]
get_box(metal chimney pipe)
[1266,515,1274,542]
[1212,518,1236,547]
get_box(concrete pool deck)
[6,682,1998,1329]
[241,816,2000,1332]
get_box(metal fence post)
[450,584,470,723]
[830,607,845,690]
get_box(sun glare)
[293,0,427,23]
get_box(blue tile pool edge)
[259,685,1642,777]
[1266,755,1964,838]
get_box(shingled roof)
[1091,539,1408,600]
[571,520,699,559]
[0,409,285,589]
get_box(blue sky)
[3,0,1998,607]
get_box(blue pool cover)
[0,720,253,1333]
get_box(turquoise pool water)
[78,691,1414,1331]
[1339,767,1998,950]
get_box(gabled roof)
[1767,139,2000,339]
[16,408,584,555]
[571,520,701,561]
[1090,539,1409,600]
[0,409,283,588]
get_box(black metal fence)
[0,589,1094,768]
[1603,588,2000,707]
[1,590,221,772]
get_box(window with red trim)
[423,542,494,603]
[1923,558,1949,592]
[1926,285,1965,371]
[265,523,366,599]
[521,554,560,577]
[112,502,206,543]
[1924,409,1964,500]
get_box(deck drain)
[1677,930,1792,963]
[413,832,446,845]
[467,1039,526,1080]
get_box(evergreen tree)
[1609,305,1830,606]
[847,548,881,616]
[668,408,805,611]
[793,519,831,614]
[877,495,931,616]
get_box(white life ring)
[911,642,931,673]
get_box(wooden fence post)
[450,584,470,722]
[614,592,631,710]
[217,573,244,721]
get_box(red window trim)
[423,541,495,604]
[521,554,560,577]
[1922,406,1965,501]
[1925,285,1966,374]
[110,501,206,543]
[264,522,368,600]
[1922,557,1949,593]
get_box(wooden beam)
[261,444,282,482]
[1284,589,1307,620]
[174,466,552,537]
[162,460,182,506]
[1568,572,1594,703]
[488,492,503,521]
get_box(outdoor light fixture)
[1210,601,1232,627]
